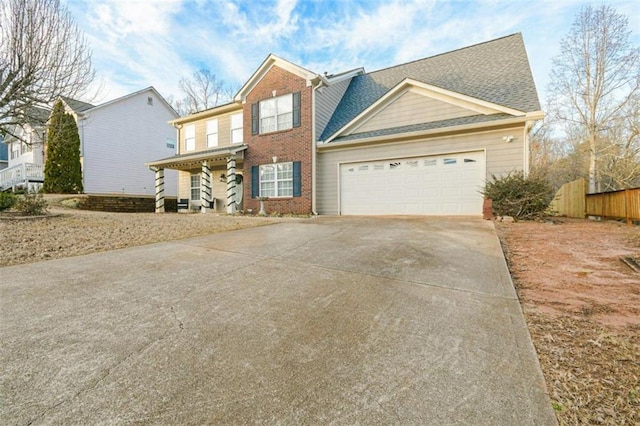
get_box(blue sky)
[64,0,640,108]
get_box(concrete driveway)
[1,217,556,425]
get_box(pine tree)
[43,100,83,193]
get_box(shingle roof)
[320,33,540,141]
[331,113,513,143]
[25,106,51,125]
[60,96,95,113]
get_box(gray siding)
[316,127,525,215]
[354,91,473,134]
[315,78,352,139]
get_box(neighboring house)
[1,87,178,196]
[148,33,543,216]
[60,87,178,196]
[0,137,8,170]
[0,106,49,192]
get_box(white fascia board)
[318,115,532,151]
[234,54,318,103]
[324,78,527,144]
[168,101,243,126]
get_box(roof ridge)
[365,33,522,76]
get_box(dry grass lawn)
[496,218,639,425]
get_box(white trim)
[234,54,317,103]
[79,87,177,117]
[324,78,528,143]
[319,113,543,151]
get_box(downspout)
[523,120,534,176]
[310,82,319,216]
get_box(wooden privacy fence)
[549,178,586,218]
[550,178,640,225]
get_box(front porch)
[147,145,247,214]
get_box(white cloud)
[64,0,639,110]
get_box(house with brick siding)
[148,33,542,216]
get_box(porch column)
[226,156,237,214]
[154,167,165,213]
[201,160,212,213]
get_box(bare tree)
[597,93,640,190]
[548,4,640,193]
[0,0,94,142]
[173,69,236,115]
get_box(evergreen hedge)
[43,100,83,193]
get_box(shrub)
[0,192,17,211]
[483,171,553,220]
[13,192,49,216]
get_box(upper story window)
[231,113,243,144]
[184,124,195,151]
[260,94,292,133]
[251,92,300,135]
[206,119,218,147]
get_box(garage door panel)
[340,151,484,216]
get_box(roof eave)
[323,78,530,144]
[318,113,543,151]
[168,101,243,125]
[234,54,318,103]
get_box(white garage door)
[340,151,484,215]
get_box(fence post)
[626,189,631,226]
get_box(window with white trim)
[259,162,293,197]
[230,113,243,144]
[259,94,292,133]
[206,119,218,147]
[184,124,195,151]
[10,143,19,159]
[190,174,200,201]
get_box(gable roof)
[61,87,178,118]
[60,97,95,114]
[320,33,540,141]
[235,54,318,103]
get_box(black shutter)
[251,165,259,198]
[292,92,301,128]
[251,103,259,135]
[293,161,301,197]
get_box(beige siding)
[178,170,194,202]
[354,91,474,134]
[317,127,525,215]
[178,167,242,212]
[180,110,241,153]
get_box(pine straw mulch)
[496,218,639,425]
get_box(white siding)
[317,127,525,215]
[80,89,178,196]
[354,91,473,134]
[7,127,45,169]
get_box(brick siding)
[242,65,313,215]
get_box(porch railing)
[0,163,44,192]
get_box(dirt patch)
[497,218,640,424]
[0,206,288,267]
